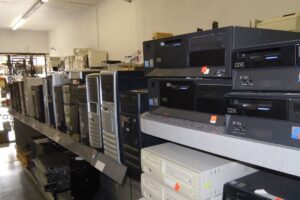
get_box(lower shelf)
[22,166,55,200]
[13,113,127,184]
[141,112,300,178]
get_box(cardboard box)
[152,32,173,39]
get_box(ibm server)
[232,40,300,91]
[144,26,300,78]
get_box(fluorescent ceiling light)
[11,0,48,30]
[23,2,42,19]
[12,18,26,31]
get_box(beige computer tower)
[141,143,256,200]
[256,13,300,32]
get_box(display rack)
[14,113,127,184]
[140,112,300,178]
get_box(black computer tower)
[70,156,100,200]
[223,171,300,200]
[43,76,55,127]
[18,81,27,115]
[62,85,79,139]
[77,85,89,146]
[31,85,45,123]
[144,26,300,78]
[10,82,22,113]
[119,89,164,181]
[53,85,66,132]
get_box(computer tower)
[10,82,22,113]
[141,143,256,200]
[119,89,164,181]
[62,85,79,139]
[141,173,189,200]
[225,92,300,148]
[148,78,231,124]
[77,85,89,146]
[232,40,300,91]
[31,85,45,123]
[70,156,100,200]
[100,70,145,164]
[33,152,71,193]
[18,81,27,115]
[54,85,66,132]
[86,73,102,149]
[24,78,43,117]
[43,76,55,127]
[100,174,132,200]
[31,138,65,157]
[131,179,142,200]
[223,171,300,200]
[52,74,69,132]
[144,26,300,78]
[67,70,101,84]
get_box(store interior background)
[1,0,300,59]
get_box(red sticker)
[201,66,208,73]
[174,183,181,192]
[210,115,217,124]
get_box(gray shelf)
[14,113,127,184]
[141,112,300,178]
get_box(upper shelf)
[140,112,300,178]
[13,113,127,184]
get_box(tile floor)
[0,143,46,200]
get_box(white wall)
[0,29,49,53]
[98,0,139,60]
[49,9,99,57]
[49,0,300,59]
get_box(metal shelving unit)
[14,113,127,184]
[141,112,300,178]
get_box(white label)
[145,60,149,68]
[204,68,210,75]
[53,133,63,142]
[150,59,154,67]
[164,177,176,188]
[95,160,105,171]
[149,98,154,106]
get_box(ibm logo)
[234,62,245,68]
[227,107,237,114]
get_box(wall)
[135,0,300,49]
[97,0,138,60]
[0,29,49,53]
[49,0,300,59]
[49,9,99,57]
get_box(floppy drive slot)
[141,174,163,200]
[141,151,163,179]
